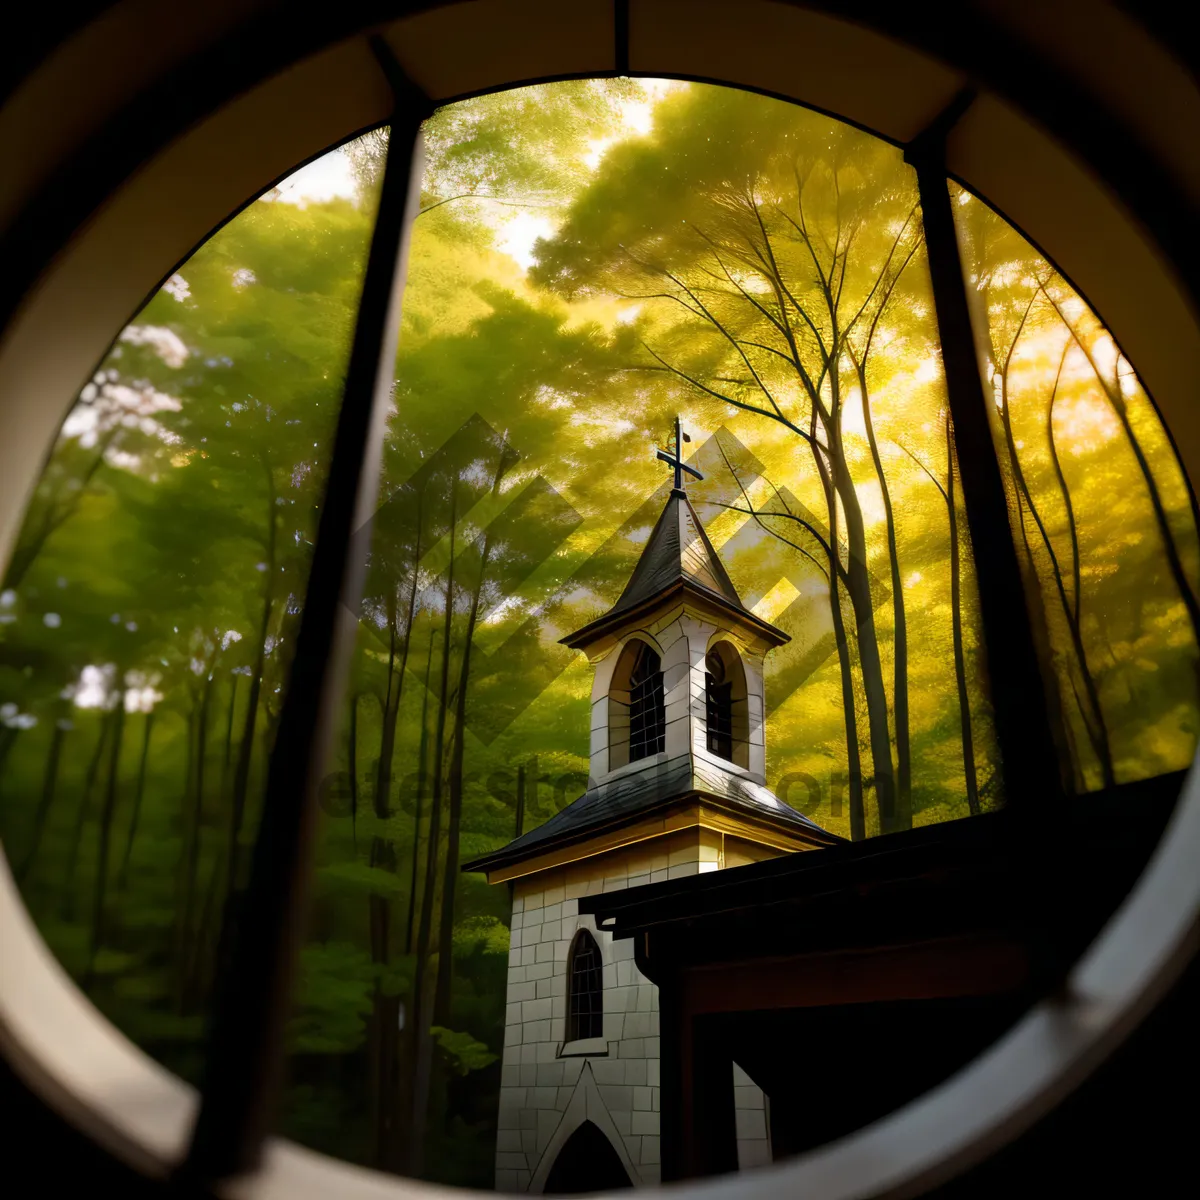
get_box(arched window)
[627,642,666,763]
[705,642,750,768]
[609,639,666,770]
[566,930,604,1042]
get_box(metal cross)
[655,415,704,492]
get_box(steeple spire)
[655,415,704,495]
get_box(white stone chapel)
[464,420,838,1191]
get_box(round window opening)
[1,77,1196,1192]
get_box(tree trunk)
[407,487,458,1177]
[514,763,526,841]
[999,369,1115,787]
[179,673,214,1009]
[87,691,126,981]
[348,693,359,851]
[817,453,865,839]
[19,721,67,882]
[946,417,980,815]
[64,712,113,918]
[367,533,424,1170]
[859,371,910,827]
[1047,294,1200,645]
[406,630,437,955]
[433,514,499,1028]
[117,711,155,891]
[825,423,898,833]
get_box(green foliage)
[289,943,376,1054]
[431,1026,500,1076]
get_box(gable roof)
[562,489,788,650]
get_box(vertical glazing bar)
[905,98,1062,811]
[614,0,630,74]
[181,44,432,1182]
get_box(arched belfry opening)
[543,1120,633,1193]
[705,642,749,769]
[608,639,665,770]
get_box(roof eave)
[461,788,841,877]
[561,578,790,651]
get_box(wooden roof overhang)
[579,775,1184,993]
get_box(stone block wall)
[733,1062,772,1170]
[494,832,725,1191]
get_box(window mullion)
[904,97,1063,814]
[180,43,433,1184]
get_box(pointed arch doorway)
[542,1121,633,1194]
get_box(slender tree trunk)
[368,626,399,1170]
[117,711,155,891]
[407,487,458,1177]
[406,630,436,955]
[434,515,499,1028]
[225,459,278,904]
[945,417,980,815]
[514,763,526,841]
[221,674,238,791]
[828,427,901,831]
[0,727,17,775]
[1046,293,1200,644]
[64,712,113,917]
[374,518,423,832]
[87,691,126,981]
[2,428,118,593]
[816,452,865,839]
[346,693,361,851]
[859,370,910,827]
[19,721,67,882]
[999,370,1115,786]
[179,673,214,1008]
[366,524,422,1170]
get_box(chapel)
[464,419,839,1191]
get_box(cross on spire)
[655,415,704,494]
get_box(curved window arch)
[565,929,604,1043]
[608,638,666,770]
[705,642,750,768]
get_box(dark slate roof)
[562,489,787,649]
[462,753,843,875]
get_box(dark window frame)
[172,64,1080,1185]
[565,930,605,1043]
[628,642,666,763]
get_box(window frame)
[0,8,1197,1200]
[627,642,666,764]
[565,930,605,1045]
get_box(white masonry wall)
[733,1062,773,1170]
[493,832,770,1192]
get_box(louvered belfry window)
[566,930,604,1042]
[628,642,666,762]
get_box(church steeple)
[465,417,837,883]
[563,419,787,653]
[465,418,838,1195]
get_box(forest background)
[1,80,1196,1187]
